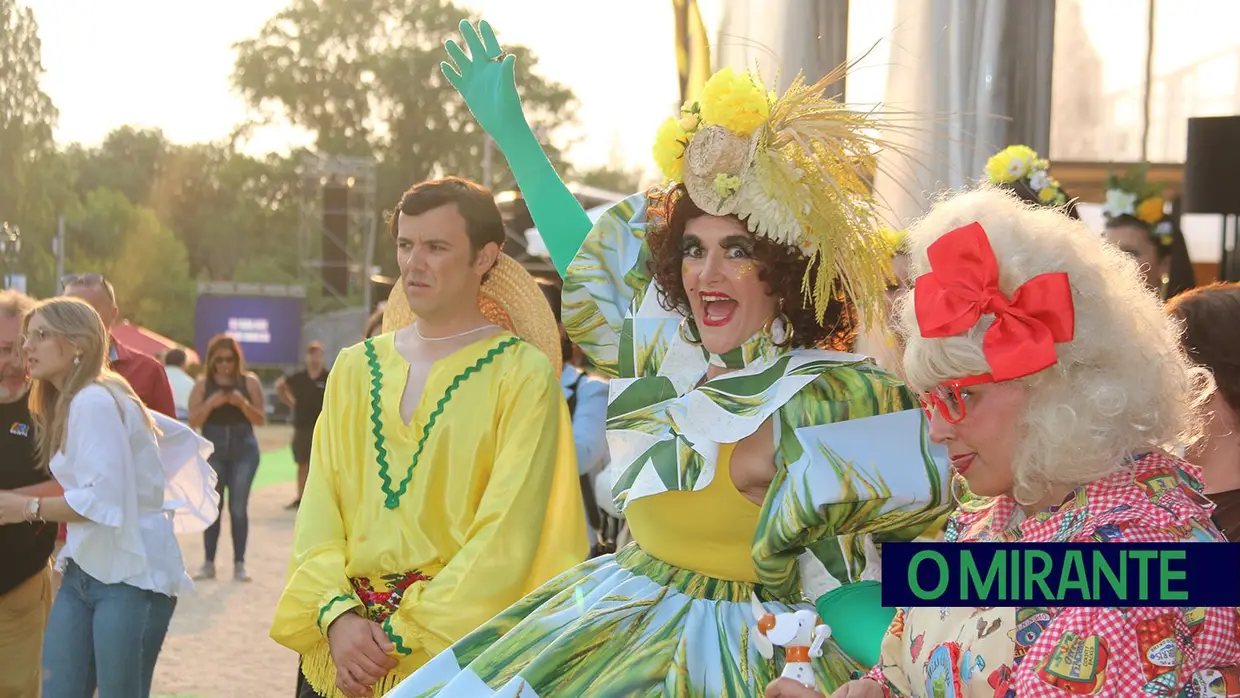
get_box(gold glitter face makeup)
[731,262,757,279]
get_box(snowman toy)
[750,593,832,689]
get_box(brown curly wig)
[645,185,857,351]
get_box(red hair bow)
[913,222,1075,381]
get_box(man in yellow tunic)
[271,177,588,698]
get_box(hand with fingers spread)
[441,19,527,145]
[327,612,399,698]
[437,18,595,277]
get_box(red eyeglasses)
[918,373,995,424]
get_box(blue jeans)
[202,422,261,563]
[42,561,176,698]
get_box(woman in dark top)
[1100,167,1196,301]
[1167,282,1240,540]
[188,335,266,581]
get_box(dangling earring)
[950,472,972,508]
[73,354,81,366]
[765,300,795,347]
[678,316,702,346]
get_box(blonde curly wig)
[896,186,1212,506]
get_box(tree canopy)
[233,0,578,199]
[0,0,58,291]
[1,0,629,347]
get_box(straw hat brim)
[382,254,562,379]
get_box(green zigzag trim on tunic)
[363,336,520,509]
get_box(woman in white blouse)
[0,297,218,698]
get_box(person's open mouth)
[700,291,737,327]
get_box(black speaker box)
[1183,116,1240,216]
[322,183,350,296]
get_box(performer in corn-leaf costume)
[389,21,952,698]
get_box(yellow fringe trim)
[302,641,410,698]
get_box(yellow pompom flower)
[653,117,688,182]
[1039,187,1057,203]
[985,145,1038,184]
[699,68,770,136]
[881,227,907,253]
[1136,196,1165,225]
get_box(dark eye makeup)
[681,234,754,259]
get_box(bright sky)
[23,0,1239,172]
[22,0,693,173]
[23,0,903,176]
[1074,0,1240,92]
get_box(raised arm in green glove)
[441,20,593,278]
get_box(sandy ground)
[151,426,303,698]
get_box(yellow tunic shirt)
[270,332,588,697]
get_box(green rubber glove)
[441,20,593,278]
[814,581,894,669]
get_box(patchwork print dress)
[388,192,953,697]
[865,452,1240,697]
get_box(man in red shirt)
[62,274,177,417]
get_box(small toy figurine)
[750,592,832,689]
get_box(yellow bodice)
[624,443,763,583]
